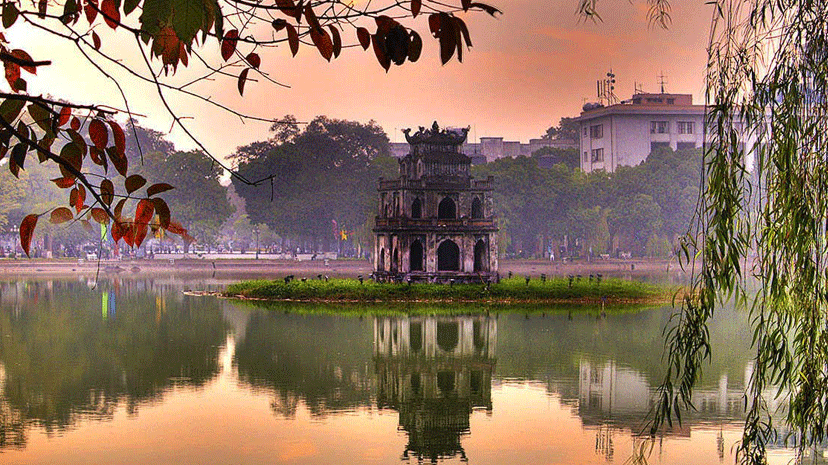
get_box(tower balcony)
[378,177,493,191]
[374,217,498,232]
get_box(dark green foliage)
[472,147,701,257]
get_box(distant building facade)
[390,136,576,164]
[374,122,498,283]
[575,92,706,173]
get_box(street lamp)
[254,226,260,260]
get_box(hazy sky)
[18,0,713,159]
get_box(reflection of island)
[374,316,496,463]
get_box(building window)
[591,148,604,162]
[650,121,669,134]
[583,126,588,136]
[583,151,589,162]
[667,98,675,104]
[677,121,694,134]
[589,124,603,139]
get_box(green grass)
[225,276,671,305]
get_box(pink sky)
[16,0,713,159]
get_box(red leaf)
[108,120,125,155]
[151,197,171,227]
[19,214,37,257]
[75,184,87,213]
[10,50,36,74]
[70,116,80,131]
[246,52,261,69]
[285,24,299,57]
[135,198,155,226]
[91,207,108,224]
[84,0,98,23]
[50,207,74,224]
[38,0,47,18]
[166,220,187,235]
[147,182,175,197]
[310,27,333,61]
[133,224,148,247]
[125,174,147,193]
[89,119,108,149]
[122,221,135,247]
[461,0,470,11]
[303,4,321,33]
[58,106,71,126]
[100,179,114,206]
[356,27,370,50]
[371,34,390,72]
[111,219,124,242]
[4,61,20,91]
[100,0,119,28]
[329,26,341,58]
[428,14,441,38]
[237,68,249,96]
[408,30,422,62]
[411,0,421,17]
[469,2,501,16]
[221,29,239,61]
[51,177,75,188]
[271,18,287,31]
[92,31,101,50]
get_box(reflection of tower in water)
[374,315,496,463]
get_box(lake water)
[0,275,813,464]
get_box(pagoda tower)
[373,122,498,283]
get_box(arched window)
[411,198,422,219]
[410,239,424,271]
[391,247,399,272]
[378,247,385,271]
[437,240,460,271]
[471,197,484,219]
[474,239,487,272]
[438,196,456,219]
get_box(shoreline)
[0,257,685,279]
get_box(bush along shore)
[225,275,671,306]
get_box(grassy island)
[225,276,671,306]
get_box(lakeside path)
[0,257,686,281]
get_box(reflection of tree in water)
[0,278,228,448]
[233,311,375,417]
[374,315,496,463]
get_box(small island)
[225,276,671,306]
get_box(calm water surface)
[0,275,810,464]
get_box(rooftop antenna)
[597,69,618,105]
[657,71,668,93]
[634,81,643,94]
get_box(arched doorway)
[391,247,399,272]
[437,240,460,271]
[438,197,456,219]
[411,198,422,218]
[410,239,424,271]
[378,247,385,271]
[437,321,459,352]
[473,239,487,272]
[471,197,483,219]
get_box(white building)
[575,93,705,173]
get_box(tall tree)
[233,116,395,251]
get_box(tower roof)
[403,122,469,147]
